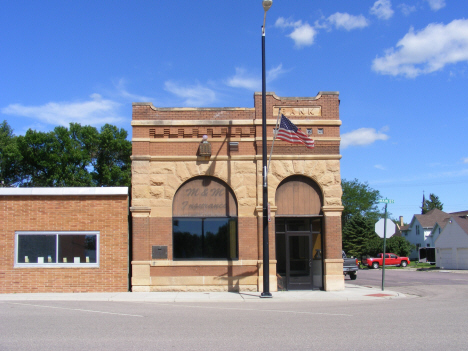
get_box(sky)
[1,0,467,223]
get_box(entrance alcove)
[275,175,324,290]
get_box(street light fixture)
[261,0,272,298]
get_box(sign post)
[377,198,394,291]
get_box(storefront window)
[15,232,99,267]
[173,218,237,260]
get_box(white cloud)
[372,19,468,78]
[1,94,122,127]
[267,64,286,82]
[375,164,386,170]
[115,78,153,102]
[327,13,369,31]
[288,23,317,47]
[426,0,446,11]
[463,157,468,163]
[275,17,302,29]
[226,68,260,90]
[341,128,389,149]
[275,17,317,47]
[398,4,416,16]
[164,81,216,106]
[226,64,286,91]
[370,0,394,20]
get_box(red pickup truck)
[362,253,410,269]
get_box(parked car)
[342,251,359,280]
[362,253,410,269]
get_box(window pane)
[275,234,286,275]
[173,219,203,259]
[204,218,237,259]
[58,235,97,264]
[311,218,321,232]
[287,219,309,232]
[275,218,285,233]
[173,218,238,259]
[17,235,56,263]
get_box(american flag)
[275,114,315,149]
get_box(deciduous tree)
[341,178,382,227]
[0,120,21,186]
[11,123,131,187]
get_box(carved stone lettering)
[274,106,321,117]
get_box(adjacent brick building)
[131,92,344,292]
[0,187,129,293]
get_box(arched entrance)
[275,176,323,290]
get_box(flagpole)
[261,0,273,298]
[266,108,281,177]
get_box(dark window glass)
[173,218,237,259]
[275,234,286,275]
[17,235,56,263]
[287,219,309,232]
[58,235,97,264]
[311,218,321,232]
[275,219,285,233]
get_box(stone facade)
[131,92,344,292]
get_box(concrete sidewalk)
[0,284,408,302]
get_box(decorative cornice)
[132,137,341,143]
[130,155,342,161]
[132,103,255,112]
[321,205,344,214]
[253,91,339,99]
[131,119,341,126]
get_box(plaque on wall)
[152,246,168,259]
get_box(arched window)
[172,177,238,260]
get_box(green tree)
[363,236,414,257]
[16,123,131,187]
[421,193,443,214]
[342,213,378,259]
[386,236,415,257]
[0,120,22,186]
[17,124,97,186]
[341,178,382,227]
[92,124,131,187]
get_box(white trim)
[14,231,100,268]
[0,187,128,196]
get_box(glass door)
[286,233,313,290]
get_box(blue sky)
[1,0,467,222]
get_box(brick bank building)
[130,92,344,292]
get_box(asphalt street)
[1,270,467,350]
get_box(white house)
[402,209,452,260]
[435,215,468,270]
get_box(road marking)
[6,302,144,317]
[138,302,353,317]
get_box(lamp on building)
[261,0,273,298]
[198,134,211,157]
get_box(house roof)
[413,208,451,228]
[400,225,410,231]
[450,210,468,216]
[453,216,468,235]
